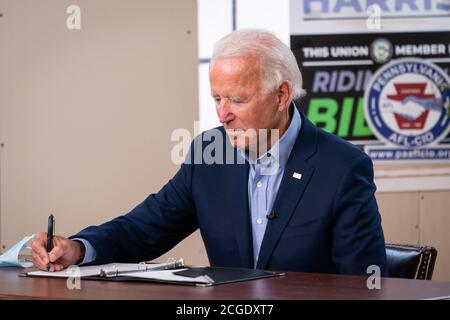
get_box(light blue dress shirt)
[75,105,301,266]
[73,238,96,265]
[238,105,301,267]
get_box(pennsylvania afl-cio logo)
[364,58,450,148]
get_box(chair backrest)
[386,243,437,280]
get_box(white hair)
[211,29,306,102]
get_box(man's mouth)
[225,129,245,138]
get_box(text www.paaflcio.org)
[368,148,450,161]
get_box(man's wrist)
[73,240,86,265]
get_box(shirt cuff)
[72,238,97,265]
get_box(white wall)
[197,0,290,132]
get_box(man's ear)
[277,81,292,112]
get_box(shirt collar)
[238,102,302,170]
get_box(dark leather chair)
[386,243,438,280]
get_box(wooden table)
[1,267,450,300]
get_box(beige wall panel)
[0,0,202,261]
[420,191,450,281]
[376,192,420,245]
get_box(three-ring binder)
[99,258,184,278]
[23,258,283,286]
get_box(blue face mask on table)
[0,234,35,268]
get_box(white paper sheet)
[124,268,213,284]
[27,262,169,278]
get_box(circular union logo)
[364,58,450,148]
[370,38,393,64]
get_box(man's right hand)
[31,233,85,271]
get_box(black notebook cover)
[83,267,283,286]
[172,267,283,286]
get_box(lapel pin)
[292,172,302,180]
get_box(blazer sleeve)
[70,146,198,265]
[330,154,388,276]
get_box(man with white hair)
[32,29,387,276]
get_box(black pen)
[46,214,54,270]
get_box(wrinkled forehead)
[209,55,263,85]
[210,58,264,95]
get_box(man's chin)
[227,135,247,150]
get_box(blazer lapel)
[222,129,253,268]
[256,113,318,269]
[228,162,253,268]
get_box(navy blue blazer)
[73,111,387,275]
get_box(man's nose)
[217,101,234,123]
